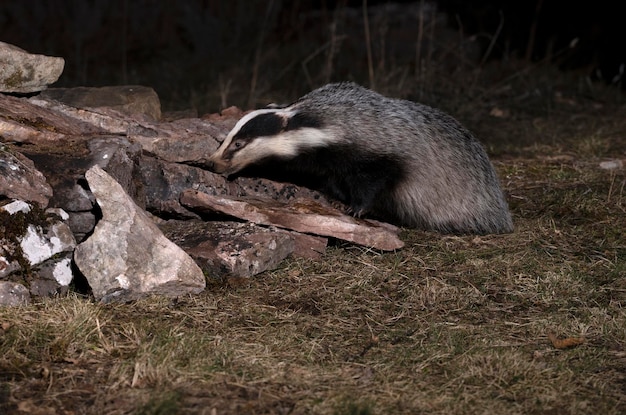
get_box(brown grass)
[2,62,626,414]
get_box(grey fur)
[208,82,514,234]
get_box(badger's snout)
[203,159,215,171]
[204,152,233,175]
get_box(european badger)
[206,82,513,234]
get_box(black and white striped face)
[206,107,338,175]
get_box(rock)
[16,135,145,242]
[66,211,97,241]
[28,96,143,136]
[40,85,162,121]
[0,147,53,207]
[180,190,405,251]
[0,247,20,279]
[130,117,224,163]
[74,165,206,303]
[20,221,75,266]
[0,94,106,145]
[599,160,624,170]
[0,201,75,297]
[0,201,76,267]
[139,155,331,218]
[281,230,327,259]
[28,255,73,297]
[1,199,31,214]
[87,136,145,208]
[161,220,295,278]
[0,281,30,306]
[0,41,64,93]
[29,95,230,164]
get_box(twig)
[248,0,276,109]
[481,10,504,66]
[415,0,425,78]
[362,0,375,88]
[525,0,545,62]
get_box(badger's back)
[290,83,513,234]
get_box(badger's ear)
[266,102,289,109]
[285,111,323,131]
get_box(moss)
[0,204,48,279]
[2,69,25,89]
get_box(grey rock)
[0,281,30,306]
[53,183,95,212]
[0,247,20,279]
[66,211,97,238]
[74,165,205,303]
[87,136,145,208]
[0,41,64,93]
[28,255,72,297]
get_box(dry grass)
[2,67,626,414]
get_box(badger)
[205,82,513,234]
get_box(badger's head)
[206,107,339,176]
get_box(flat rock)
[0,41,64,93]
[0,94,106,144]
[29,95,230,163]
[74,165,206,303]
[0,148,53,207]
[139,155,330,218]
[161,220,296,278]
[40,85,162,121]
[180,190,405,251]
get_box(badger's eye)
[233,140,243,149]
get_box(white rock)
[19,222,75,266]
[52,257,73,286]
[46,207,70,221]
[599,160,624,170]
[1,200,31,214]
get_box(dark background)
[1,0,624,113]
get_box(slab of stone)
[180,190,405,251]
[161,220,295,278]
[279,230,327,259]
[0,41,64,93]
[0,94,106,145]
[74,165,206,302]
[40,85,162,121]
[0,148,53,207]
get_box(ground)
[1,61,625,414]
